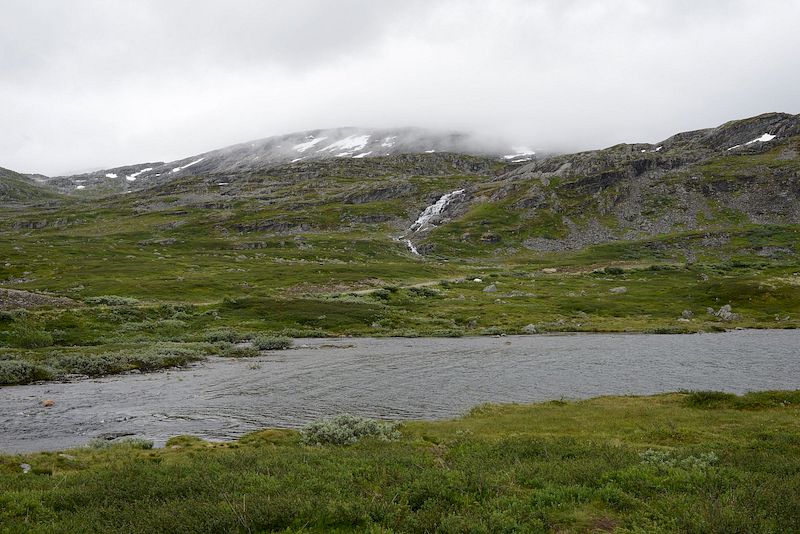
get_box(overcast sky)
[2,0,799,175]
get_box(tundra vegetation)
[1,391,798,532]
[0,115,798,384]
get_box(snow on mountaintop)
[47,126,533,194]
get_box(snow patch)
[293,137,327,153]
[381,136,397,148]
[76,185,85,190]
[291,157,305,163]
[727,133,777,151]
[171,158,204,173]
[126,167,153,182]
[218,182,229,186]
[425,150,436,153]
[352,151,372,158]
[105,173,117,178]
[503,146,536,160]
[318,134,370,154]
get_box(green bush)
[203,328,242,343]
[301,414,401,446]
[46,346,205,377]
[252,335,293,350]
[8,325,54,348]
[85,295,140,306]
[50,353,127,377]
[408,287,439,298]
[639,448,718,470]
[604,266,625,275]
[0,360,54,385]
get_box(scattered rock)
[0,288,77,311]
[714,304,740,321]
[42,399,55,407]
[58,453,76,461]
[20,463,31,474]
[480,232,501,243]
[609,286,627,294]
[542,268,558,274]
[707,304,740,321]
[677,318,691,323]
[472,278,482,282]
[681,309,694,319]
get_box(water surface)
[1,330,798,453]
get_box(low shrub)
[278,327,328,338]
[252,335,293,350]
[408,287,439,298]
[430,328,465,338]
[301,414,401,446]
[0,360,54,385]
[50,353,127,377]
[604,266,625,275]
[203,328,243,343]
[8,325,54,348]
[371,289,391,301]
[639,449,718,470]
[46,345,205,377]
[85,295,140,306]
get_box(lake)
[1,330,798,452]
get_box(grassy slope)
[1,150,799,383]
[1,391,799,532]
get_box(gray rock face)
[483,284,498,293]
[501,112,800,252]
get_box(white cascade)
[400,189,465,255]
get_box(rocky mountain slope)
[2,112,798,260]
[0,166,59,205]
[420,112,800,255]
[38,127,533,196]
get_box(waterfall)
[408,189,464,233]
[400,189,464,255]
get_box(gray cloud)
[1,0,799,174]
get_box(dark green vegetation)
[1,113,799,383]
[2,391,799,532]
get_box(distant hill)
[42,127,533,195]
[0,166,59,204]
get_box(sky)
[2,0,799,175]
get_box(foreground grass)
[1,391,799,532]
